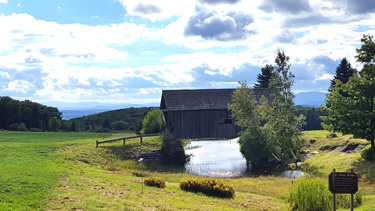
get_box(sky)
[0,0,374,106]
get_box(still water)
[185,138,304,178]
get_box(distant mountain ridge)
[294,91,326,107]
[49,91,325,120]
[42,101,158,120]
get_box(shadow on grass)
[352,159,375,183]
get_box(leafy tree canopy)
[321,34,375,149]
[141,108,166,134]
[229,50,304,166]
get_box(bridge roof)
[160,88,271,111]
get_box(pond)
[184,138,304,178]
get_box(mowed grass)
[0,131,130,210]
[1,130,375,210]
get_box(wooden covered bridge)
[160,88,271,139]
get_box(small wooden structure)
[160,88,271,139]
[95,133,160,148]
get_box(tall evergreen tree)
[330,58,355,88]
[254,64,274,88]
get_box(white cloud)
[118,0,194,21]
[315,73,334,81]
[0,71,10,79]
[2,80,34,93]
[0,0,7,3]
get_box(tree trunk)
[372,137,375,150]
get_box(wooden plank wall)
[164,110,239,139]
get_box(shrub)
[326,133,338,139]
[288,177,331,211]
[361,146,375,161]
[180,178,235,198]
[161,130,186,166]
[30,127,42,132]
[9,123,19,131]
[144,177,166,188]
[18,123,27,131]
[336,192,362,209]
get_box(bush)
[161,130,186,166]
[144,177,166,188]
[361,146,375,160]
[336,192,362,209]
[9,123,19,131]
[30,127,42,132]
[18,123,27,131]
[288,177,331,211]
[326,133,338,139]
[180,178,235,198]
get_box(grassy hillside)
[1,130,374,210]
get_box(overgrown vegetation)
[288,176,363,210]
[161,130,187,166]
[180,178,235,198]
[288,177,331,211]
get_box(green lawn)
[0,130,374,210]
[0,131,129,210]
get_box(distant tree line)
[0,96,62,131]
[65,107,155,132]
[294,106,325,130]
[0,97,326,133]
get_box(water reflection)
[185,138,304,178]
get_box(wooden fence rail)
[96,133,161,148]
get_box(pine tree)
[330,58,355,87]
[254,64,274,88]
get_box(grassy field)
[0,130,374,210]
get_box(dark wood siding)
[164,110,239,139]
[160,88,271,139]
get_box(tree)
[330,58,355,87]
[229,50,304,166]
[228,82,271,166]
[329,58,355,98]
[140,108,166,134]
[49,117,61,132]
[267,50,305,161]
[254,64,274,88]
[321,34,375,150]
[111,121,129,130]
[70,121,76,132]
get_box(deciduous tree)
[141,108,166,134]
[229,50,304,166]
[322,34,375,150]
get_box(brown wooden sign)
[329,172,358,194]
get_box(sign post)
[329,169,358,211]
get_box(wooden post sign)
[329,171,358,194]
[329,169,358,211]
